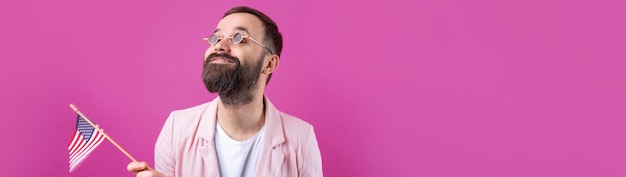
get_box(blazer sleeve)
[154,112,175,177]
[302,126,323,177]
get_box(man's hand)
[127,161,166,177]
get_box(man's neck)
[216,94,266,141]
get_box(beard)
[202,53,264,106]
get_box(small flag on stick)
[68,114,106,172]
[67,103,137,172]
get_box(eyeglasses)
[203,32,274,55]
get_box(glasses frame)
[203,32,274,55]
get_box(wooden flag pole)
[69,103,138,162]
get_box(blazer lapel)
[198,98,221,177]
[256,97,286,177]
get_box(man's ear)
[263,55,279,74]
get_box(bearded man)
[127,6,323,177]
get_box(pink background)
[1,0,625,176]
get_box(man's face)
[204,13,268,65]
[202,13,269,105]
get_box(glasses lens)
[208,34,219,45]
[233,32,243,44]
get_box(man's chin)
[205,65,236,76]
[208,62,236,69]
[208,60,237,65]
[209,61,237,65]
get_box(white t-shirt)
[215,123,265,177]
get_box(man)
[127,6,323,177]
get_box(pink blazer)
[153,97,323,177]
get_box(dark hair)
[224,6,283,84]
[224,6,283,57]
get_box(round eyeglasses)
[203,32,274,55]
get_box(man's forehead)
[214,13,264,35]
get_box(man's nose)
[213,39,231,53]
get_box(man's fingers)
[137,170,164,177]
[127,161,150,173]
[127,162,165,177]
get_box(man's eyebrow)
[212,27,251,34]
[234,26,250,34]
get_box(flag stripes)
[68,115,106,172]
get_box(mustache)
[205,53,240,64]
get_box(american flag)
[68,114,106,172]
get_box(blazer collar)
[196,96,285,144]
[256,96,287,177]
[197,97,220,177]
[198,97,219,142]
[196,96,287,176]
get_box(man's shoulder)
[265,98,315,133]
[272,111,318,148]
[172,102,212,114]
[161,100,217,135]
[167,100,216,121]
[278,111,312,128]
[275,111,316,138]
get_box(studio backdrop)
[0,0,624,176]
